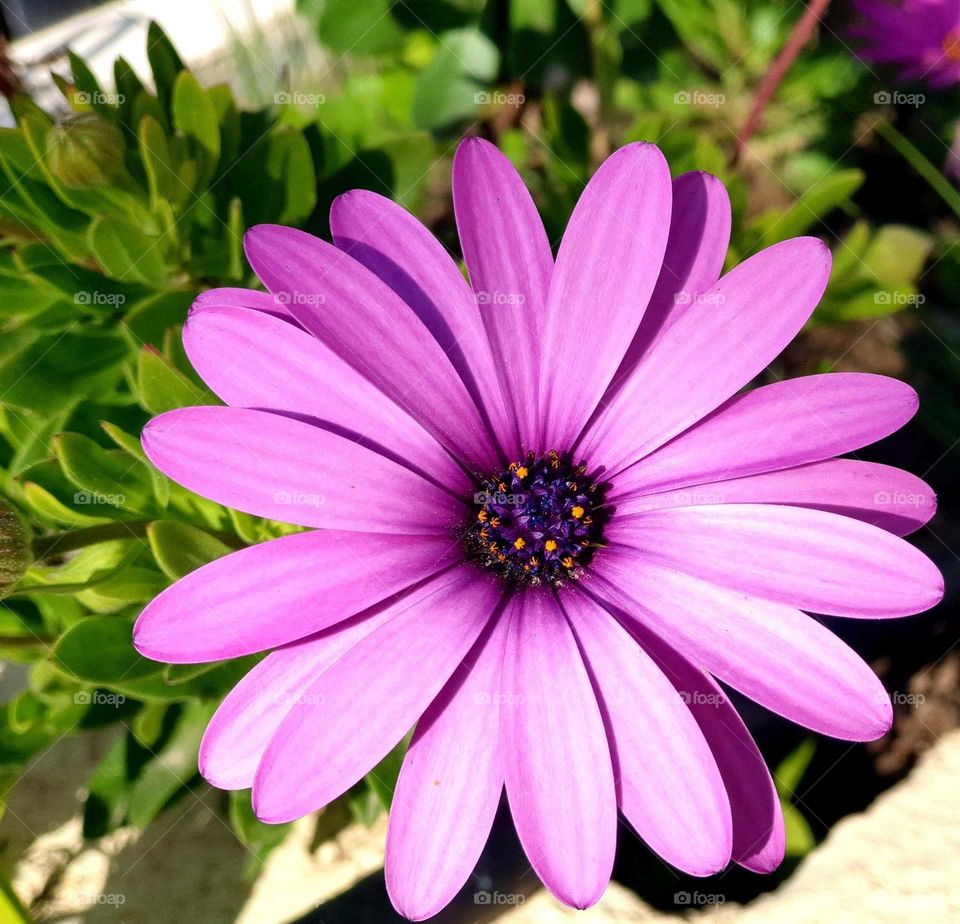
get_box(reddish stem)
[735,0,832,160]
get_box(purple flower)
[852,0,960,88]
[135,140,942,919]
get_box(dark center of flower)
[462,450,609,587]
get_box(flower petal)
[330,188,518,457]
[452,138,553,448]
[615,459,936,536]
[618,615,785,873]
[580,237,832,474]
[561,588,732,876]
[134,530,460,663]
[142,406,465,532]
[611,373,918,498]
[252,567,500,823]
[607,503,943,617]
[500,591,616,908]
[609,170,731,388]
[385,612,510,921]
[183,305,470,493]
[244,225,499,470]
[191,286,294,323]
[198,572,461,789]
[539,143,672,450]
[595,551,893,740]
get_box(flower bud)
[45,114,126,188]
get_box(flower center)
[944,29,960,62]
[463,451,609,587]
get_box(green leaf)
[88,214,169,287]
[146,21,186,113]
[861,225,934,287]
[782,800,816,858]
[53,615,161,684]
[411,29,499,130]
[136,346,212,414]
[308,0,406,55]
[53,432,157,515]
[172,72,221,165]
[127,700,215,826]
[366,735,409,809]
[229,790,292,870]
[147,521,233,580]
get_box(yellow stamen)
[513,537,526,550]
[516,465,528,479]
[571,505,585,519]
[544,539,558,552]
[477,509,487,522]
[562,556,575,568]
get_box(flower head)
[852,0,960,88]
[135,139,943,920]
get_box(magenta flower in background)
[852,0,960,88]
[134,139,943,919]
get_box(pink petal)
[133,530,461,663]
[141,406,465,533]
[539,143,672,450]
[452,138,553,449]
[610,170,731,387]
[615,459,936,536]
[183,305,470,494]
[252,567,500,822]
[330,189,518,457]
[191,286,295,323]
[595,551,893,740]
[620,615,785,873]
[243,225,499,470]
[385,612,510,921]
[580,237,832,474]
[607,503,943,617]
[561,588,732,876]
[500,591,616,908]
[611,373,917,498]
[198,572,461,789]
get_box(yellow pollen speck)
[545,539,558,552]
[516,466,528,479]
[513,537,526,550]
[571,505,585,519]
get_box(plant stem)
[735,0,832,161]
[874,119,960,222]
